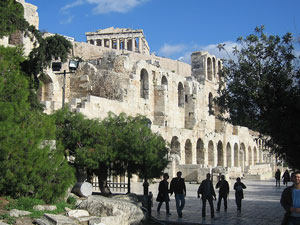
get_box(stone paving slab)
[128,179,288,225]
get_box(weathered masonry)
[3,0,275,182]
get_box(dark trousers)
[276,179,280,187]
[202,197,214,217]
[217,194,227,211]
[236,197,242,211]
[157,201,170,213]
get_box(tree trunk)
[95,164,111,195]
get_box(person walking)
[276,169,281,187]
[234,177,246,212]
[170,171,186,218]
[215,175,230,212]
[198,173,216,219]
[283,170,291,187]
[156,173,171,215]
[280,171,300,225]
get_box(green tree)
[216,26,300,169]
[53,110,169,194]
[102,113,169,193]
[0,46,75,202]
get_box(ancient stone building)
[86,27,150,55]
[0,0,39,56]
[2,0,274,181]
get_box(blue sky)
[26,0,300,63]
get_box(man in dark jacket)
[198,173,216,219]
[170,171,186,217]
[234,177,246,212]
[215,175,229,212]
[280,171,300,225]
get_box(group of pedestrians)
[276,169,292,187]
[156,171,246,219]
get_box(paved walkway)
[129,179,288,225]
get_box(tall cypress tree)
[0,46,75,203]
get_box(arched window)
[178,82,184,107]
[217,141,224,166]
[196,139,205,164]
[208,92,214,115]
[213,58,216,78]
[234,143,239,167]
[185,139,192,164]
[208,141,214,166]
[226,143,232,167]
[218,61,222,80]
[161,76,168,90]
[140,69,149,99]
[207,57,212,81]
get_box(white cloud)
[60,15,74,24]
[61,0,84,12]
[86,0,148,14]
[158,44,186,57]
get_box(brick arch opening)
[217,141,224,166]
[248,146,252,166]
[254,147,258,165]
[140,68,149,99]
[226,143,232,167]
[208,92,214,115]
[196,138,205,164]
[178,82,184,107]
[213,58,216,78]
[239,143,246,170]
[170,136,181,157]
[207,57,212,81]
[234,143,239,167]
[208,140,214,166]
[38,74,53,101]
[161,76,168,89]
[185,139,192,164]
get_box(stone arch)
[208,92,214,115]
[161,76,168,88]
[226,142,232,167]
[234,143,239,167]
[239,143,246,170]
[213,57,216,78]
[178,82,184,107]
[196,138,205,164]
[185,139,192,164]
[170,136,181,158]
[207,57,212,81]
[140,68,149,99]
[217,141,224,166]
[38,73,53,101]
[208,140,214,166]
[248,146,252,166]
[218,60,222,80]
[253,147,258,165]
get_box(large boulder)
[77,195,144,225]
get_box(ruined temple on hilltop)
[86,27,150,55]
[2,0,276,182]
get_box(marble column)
[117,39,120,50]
